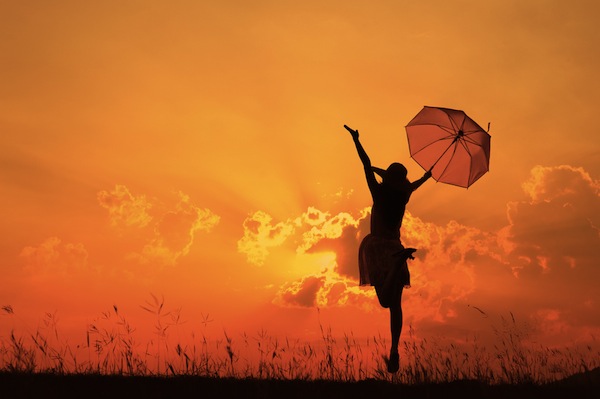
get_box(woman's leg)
[390,297,403,354]
[391,256,410,353]
[386,286,403,372]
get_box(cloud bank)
[238,165,600,343]
[98,186,220,266]
[20,236,89,276]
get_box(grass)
[1,299,598,398]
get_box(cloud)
[238,206,368,267]
[297,208,366,254]
[273,267,376,310]
[237,210,296,266]
[502,165,599,273]
[237,204,504,313]
[137,192,220,266]
[386,165,599,343]
[521,165,599,205]
[299,209,370,280]
[237,206,371,308]
[497,165,600,335]
[242,165,600,344]
[256,202,504,315]
[243,205,491,319]
[20,237,89,275]
[97,185,152,228]
[301,209,511,326]
[238,206,376,308]
[98,186,219,266]
[275,275,326,307]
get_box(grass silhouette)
[1,298,598,398]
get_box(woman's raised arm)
[344,125,378,196]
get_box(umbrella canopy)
[405,106,491,188]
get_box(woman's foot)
[385,350,400,373]
[400,248,417,260]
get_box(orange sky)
[1,0,599,359]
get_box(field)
[1,302,598,398]
[1,370,598,399]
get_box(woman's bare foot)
[385,350,400,373]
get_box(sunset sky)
[1,0,599,355]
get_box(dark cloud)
[304,214,370,280]
[277,275,326,307]
[500,165,600,330]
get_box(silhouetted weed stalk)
[1,300,597,383]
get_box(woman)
[344,124,431,373]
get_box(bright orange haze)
[1,0,599,366]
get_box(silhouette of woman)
[344,125,431,373]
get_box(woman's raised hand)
[344,125,359,140]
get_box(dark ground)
[1,369,598,399]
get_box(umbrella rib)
[410,135,455,158]
[438,137,474,184]
[407,123,458,154]
[463,128,485,134]
[438,141,460,181]
[450,113,462,133]
[439,125,457,135]
[459,137,473,158]
[461,134,484,147]
[461,130,490,147]
[459,117,488,144]
[406,122,457,135]
[459,138,476,184]
[426,139,458,171]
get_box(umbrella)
[405,106,491,188]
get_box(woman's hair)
[384,163,408,181]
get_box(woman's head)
[383,163,408,188]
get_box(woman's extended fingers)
[344,125,359,138]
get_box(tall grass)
[1,300,597,384]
